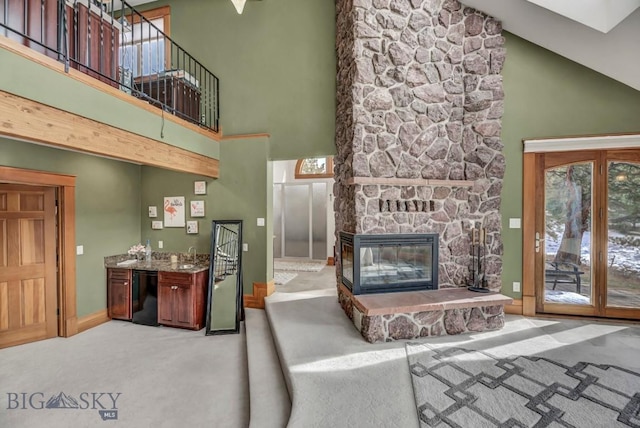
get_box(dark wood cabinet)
[0,0,120,87]
[107,268,132,320]
[136,74,201,123]
[158,271,207,330]
[70,2,120,88]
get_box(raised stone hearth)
[338,284,512,343]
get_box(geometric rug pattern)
[406,343,640,427]
[274,259,325,272]
[274,271,298,285]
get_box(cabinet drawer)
[109,268,130,281]
[159,272,193,285]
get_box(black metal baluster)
[215,76,219,132]
[99,5,104,78]
[2,0,8,38]
[40,0,44,47]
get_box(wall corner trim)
[77,309,110,333]
[504,299,523,315]
[244,280,275,309]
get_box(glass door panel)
[284,184,311,258]
[606,161,640,309]
[544,163,593,306]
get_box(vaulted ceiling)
[126,0,640,91]
[462,0,640,91]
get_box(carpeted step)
[245,308,291,428]
[265,290,419,428]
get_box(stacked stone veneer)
[335,0,506,292]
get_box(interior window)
[295,157,334,179]
[119,7,170,78]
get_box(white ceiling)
[525,0,640,33]
[123,0,640,91]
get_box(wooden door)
[535,151,598,317]
[0,184,57,348]
[530,150,640,320]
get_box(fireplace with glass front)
[339,232,438,295]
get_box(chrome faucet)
[188,246,197,264]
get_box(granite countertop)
[104,253,209,274]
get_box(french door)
[273,183,327,260]
[532,150,640,319]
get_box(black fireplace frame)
[339,232,439,295]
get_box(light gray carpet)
[266,289,420,428]
[274,259,326,272]
[245,309,291,428]
[407,343,640,427]
[0,321,249,428]
[264,264,640,428]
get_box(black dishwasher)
[132,270,159,326]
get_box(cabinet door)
[173,283,193,328]
[108,269,131,320]
[157,282,176,325]
[158,274,194,328]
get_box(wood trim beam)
[504,299,523,315]
[346,177,474,187]
[77,309,110,333]
[0,166,75,187]
[0,90,220,178]
[244,280,275,310]
[221,133,271,141]
[0,35,221,141]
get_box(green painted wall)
[146,0,336,160]
[500,33,640,298]
[5,3,640,318]
[0,138,141,317]
[140,137,271,293]
[0,47,219,159]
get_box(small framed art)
[190,200,205,217]
[194,181,207,195]
[186,220,199,234]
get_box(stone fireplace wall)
[335,0,506,290]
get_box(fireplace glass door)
[340,233,438,295]
[360,245,433,288]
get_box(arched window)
[295,157,334,179]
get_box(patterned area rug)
[274,271,298,285]
[274,259,325,272]
[406,343,640,427]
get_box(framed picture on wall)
[190,200,205,217]
[164,196,186,227]
[194,181,207,195]
[186,220,199,234]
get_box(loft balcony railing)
[0,0,220,132]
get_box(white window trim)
[524,134,640,153]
